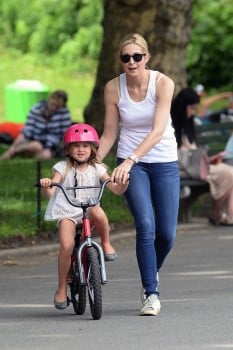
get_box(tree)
[186,0,233,89]
[84,0,194,131]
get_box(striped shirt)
[22,101,72,150]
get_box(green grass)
[0,153,132,240]
[0,50,132,241]
[0,50,95,123]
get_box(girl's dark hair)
[171,87,200,148]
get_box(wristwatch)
[128,153,139,163]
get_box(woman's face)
[120,43,149,75]
[186,104,197,118]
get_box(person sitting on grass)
[0,90,72,160]
[39,123,129,310]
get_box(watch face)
[129,154,138,163]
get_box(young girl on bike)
[40,123,128,310]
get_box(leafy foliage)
[0,0,232,88]
[0,0,103,67]
[186,0,233,89]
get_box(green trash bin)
[4,80,50,123]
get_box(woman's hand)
[111,159,133,184]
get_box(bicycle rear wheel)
[87,247,102,320]
[69,262,86,315]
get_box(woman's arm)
[101,172,129,195]
[198,91,233,117]
[97,79,120,161]
[111,74,175,184]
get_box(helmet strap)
[73,167,77,198]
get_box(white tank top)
[117,70,178,162]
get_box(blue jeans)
[118,159,180,296]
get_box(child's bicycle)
[36,179,111,320]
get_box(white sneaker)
[140,286,147,305]
[140,294,161,316]
[140,272,159,305]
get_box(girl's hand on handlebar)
[40,178,52,188]
[39,171,62,199]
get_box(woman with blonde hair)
[98,33,180,316]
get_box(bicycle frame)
[77,224,107,285]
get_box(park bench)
[179,120,233,222]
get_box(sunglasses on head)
[120,53,146,63]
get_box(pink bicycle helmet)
[63,123,99,148]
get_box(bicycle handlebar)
[34,179,111,208]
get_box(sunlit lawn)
[0,155,132,240]
[0,50,133,240]
[0,50,95,123]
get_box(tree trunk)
[84,0,194,132]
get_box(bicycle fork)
[77,239,107,285]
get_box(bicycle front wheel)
[87,247,102,320]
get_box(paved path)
[0,219,233,350]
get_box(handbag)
[178,148,209,180]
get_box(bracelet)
[128,153,139,163]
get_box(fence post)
[36,160,41,232]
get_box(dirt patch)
[0,231,58,250]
